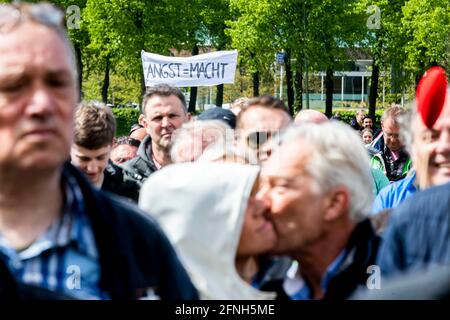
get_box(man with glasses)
[236,95,292,163]
[0,2,197,300]
[369,106,411,182]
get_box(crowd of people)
[0,2,449,301]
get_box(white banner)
[141,50,238,87]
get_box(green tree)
[227,0,282,98]
[306,0,366,117]
[199,0,233,107]
[401,0,450,82]
[227,0,306,115]
[358,0,408,119]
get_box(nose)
[86,161,98,174]
[255,182,272,208]
[435,130,450,154]
[161,116,171,128]
[25,85,55,119]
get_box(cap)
[197,107,236,129]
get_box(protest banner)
[141,50,238,87]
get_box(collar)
[283,249,351,300]
[0,169,97,261]
[151,152,163,170]
[383,144,408,161]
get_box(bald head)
[294,110,328,124]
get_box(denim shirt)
[0,170,107,299]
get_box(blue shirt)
[0,171,107,299]
[283,250,349,300]
[371,171,417,215]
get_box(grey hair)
[279,121,374,222]
[381,105,407,124]
[198,142,259,164]
[398,104,415,155]
[0,3,78,95]
[170,120,232,163]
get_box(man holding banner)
[122,84,191,186]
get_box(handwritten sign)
[141,50,238,87]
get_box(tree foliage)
[39,0,450,110]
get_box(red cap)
[416,66,448,128]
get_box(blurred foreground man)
[257,122,380,299]
[0,2,197,300]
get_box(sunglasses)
[245,130,282,150]
[0,2,65,33]
[127,137,141,148]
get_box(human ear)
[323,187,349,222]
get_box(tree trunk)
[325,68,334,118]
[102,55,110,104]
[369,61,379,120]
[140,74,146,107]
[284,50,294,117]
[294,60,303,113]
[189,87,198,113]
[188,45,199,113]
[215,44,224,107]
[74,44,83,101]
[216,84,224,107]
[252,71,260,97]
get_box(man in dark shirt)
[122,85,191,186]
[70,102,139,202]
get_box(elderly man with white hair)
[170,120,232,163]
[256,121,380,300]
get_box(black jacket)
[350,118,362,131]
[0,257,76,300]
[260,219,380,300]
[122,135,158,187]
[102,161,140,202]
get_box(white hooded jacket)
[138,162,276,300]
